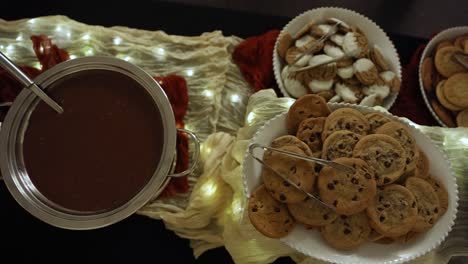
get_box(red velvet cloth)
[0,35,190,198]
[232,30,280,92]
[232,32,440,126]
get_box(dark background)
[0,1,462,263]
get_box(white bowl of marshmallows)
[273,7,402,109]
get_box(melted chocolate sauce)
[23,69,164,212]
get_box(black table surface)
[0,1,426,263]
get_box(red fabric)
[154,75,190,198]
[31,35,70,70]
[232,30,280,92]
[389,44,439,126]
[0,35,190,199]
[232,31,441,126]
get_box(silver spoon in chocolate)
[0,51,63,114]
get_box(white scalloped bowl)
[418,26,468,127]
[273,7,402,110]
[243,103,458,264]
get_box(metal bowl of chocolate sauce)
[0,57,199,230]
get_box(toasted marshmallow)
[337,65,354,79]
[308,79,334,93]
[335,83,358,103]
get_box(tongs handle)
[248,143,355,211]
[249,143,355,174]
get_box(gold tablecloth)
[1,16,467,263]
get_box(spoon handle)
[0,51,63,114]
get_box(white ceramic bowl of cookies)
[418,26,468,127]
[273,7,402,109]
[243,103,458,264]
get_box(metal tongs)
[290,21,342,66]
[248,143,355,210]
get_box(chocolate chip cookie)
[287,197,337,227]
[321,213,372,250]
[296,117,326,157]
[271,135,313,156]
[248,184,296,238]
[318,157,376,215]
[322,107,370,141]
[415,148,430,179]
[420,175,448,216]
[353,134,406,185]
[365,112,392,132]
[366,184,417,237]
[262,145,316,203]
[322,130,361,160]
[405,177,441,232]
[287,94,331,134]
[375,121,419,172]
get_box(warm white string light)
[155,47,165,55]
[113,36,122,45]
[6,44,14,55]
[84,48,94,56]
[230,94,241,103]
[16,34,23,41]
[55,25,62,32]
[124,56,131,62]
[247,112,255,124]
[82,33,91,41]
[202,90,214,98]
[201,180,217,198]
[459,137,468,145]
[69,54,77,60]
[185,68,194,77]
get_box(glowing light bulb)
[32,62,41,69]
[113,36,122,45]
[69,54,77,59]
[230,94,240,103]
[55,25,62,32]
[459,137,468,145]
[6,45,14,55]
[85,48,94,56]
[124,56,131,61]
[16,34,23,41]
[82,34,91,41]
[231,198,243,217]
[285,98,295,108]
[0,45,4,50]
[201,181,217,198]
[185,68,194,77]
[202,90,214,98]
[28,18,36,24]
[247,112,255,123]
[155,47,165,55]
[66,31,71,38]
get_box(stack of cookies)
[421,34,468,127]
[276,17,401,107]
[248,94,448,251]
